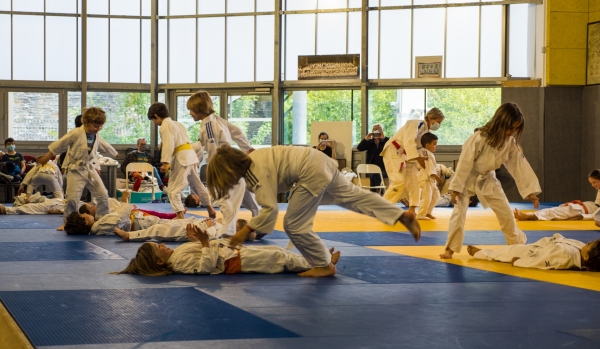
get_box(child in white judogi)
[147,102,216,219]
[187,91,260,219]
[207,145,421,278]
[37,107,118,231]
[468,233,600,271]
[19,160,63,200]
[114,216,226,242]
[381,108,445,212]
[114,224,339,276]
[0,193,64,215]
[416,133,442,220]
[440,103,541,259]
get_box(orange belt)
[129,209,152,230]
[224,249,242,274]
[568,200,587,214]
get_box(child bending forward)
[468,233,600,271]
[441,103,541,259]
[114,224,340,276]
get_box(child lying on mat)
[0,193,65,215]
[113,217,247,242]
[113,224,341,276]
[467,233,600,271]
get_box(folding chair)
[125,162,155,203]
[356,164,387,195]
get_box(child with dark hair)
[467,234,600,271]
[416,132,443,220]
[2,137,25,182]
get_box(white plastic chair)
[125,162,155,203]
[356,164,387,195]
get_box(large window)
[228,95,273,148]
[8,92,59,141]
[175,94,221,142]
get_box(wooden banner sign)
[298,54,360,80]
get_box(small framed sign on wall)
[415,56,443,78]
[587,21,600,85]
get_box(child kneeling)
[114,224,341,276]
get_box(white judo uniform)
[167,240,312,275]
[531,191,600,221]
[90,199,171,235]
[416,148,440,219]
[381,120,430,205]
[127,217,222,242]
[159,117,211,213]
[5,194,64,214]
[445,131,541,253]
[472,233,585,270]
[200,113,261,235]
[22,161,63,199]
[240,146,406,268]
[48,127,118,222]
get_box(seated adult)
[313,132,336,159]
[120,138,164,189]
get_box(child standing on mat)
[440,103,541,259]
[416,133,443,220]
[147,102,216,220]
[37,107,118,231]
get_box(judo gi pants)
[27,172,63,199]
[168,159,211,213]
[473,245,531,263]
[64,169,109,223]
[533,204,585,221]
[417,179,440,218]
[240,245,312,273]
[382,161,420,206]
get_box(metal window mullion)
[44,0,46,81]
[314,11,317,55]
[167,0,170,84]
[346,0,349,54]
[254,0,257,82]
[410,4,414,78]
[82,0,87,109]
[224,0,228,83]
[108,0,111,83]
[195,0,198,84]
[10,0,13,80]
[377,9,380,79]
[478,4,481,77]
[140,0,142,84]
[502,4,508,77]
[76,0,79,82]
[443,6,447,78]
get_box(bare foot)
[246,232,257,241]
[47,209,63,215]
[183,207,188,214]
[467,245,480,256]
[57,224,65,231]
[0,204,5,214]
[298,263,336,277]
[400,198,410,207]
[398,211,421,242]
[439,249,454,259]
[174,211,185,220]
[426,214,436,219]
[329,248,341,265]
[416,215,431,221]
[513,208,534,221]
[114,227,130,242]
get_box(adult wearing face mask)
[2,138,26,182]
[120,138,165,190]
[380,108,445,213]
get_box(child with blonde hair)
[37,107,118,230]
[440,103,541,259]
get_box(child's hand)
[205,218,215,228]
[17,185,24,196]
[511,257,520,266]
[450,191,461,205]
[527,194,540,209]
[160,163,170,173]
[416,157,426,169]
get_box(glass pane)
[142,0,150,16]
[446,6,479,78]
[0,15,11,80]
[284,14,315,81]
[87,18,109,82]
[413,8,444,78]
[158,19,167,83]
[367,10,378,79]
[228,95,273,148]
[257,0,274,12]
[316,13,346,55]
[318,0,347,9]
[46,17,77,81]
[282,90,361,145]
[380,0,410,5]
[286,0,317,11]
[198,17,225,83]
[169,19,196,83]
[227,16,254,82]
[199,0,224,14]
[426,88,501,145]
[88,0,108,14]
[111,0,140,16]
[47,0,77,13]
[110,19,141,83]
[170,0,196,15]
[414,0,445,4]
[8,92,59,141]
[349,0,361,7]
[368,89,424,136]
[86,92,151,144]
[379,10,410,78]
[176,95,220,142]
[158,0,167,16]
[256,15,274,81]
[78,17,82,80]
[141,19,150,83]
[480,5,502,77]
[369,0,379,6]
[0,0,9,11]
[67,91,82,131]
[227,0,254,13]
[13,16,44,81]
[509,4,534,77]
[348,12,361,55]
[13,0,44,12]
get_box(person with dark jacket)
[120,138,165,189]
[356,124,389,190]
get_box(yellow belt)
[173,143,193,155]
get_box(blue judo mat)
[0,241,124,261]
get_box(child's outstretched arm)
[37,151,54,165]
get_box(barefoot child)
[207,145,421,278]
[0,193,64,215]
[416,133,442,220]
[37,107,118,231]
[467,234,600,271]
[440,103,541,259]
[113,224,339,276]
[147,102,216,220]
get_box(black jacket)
[356,136,389,177]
